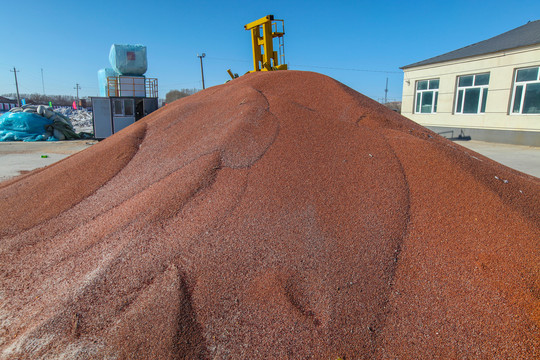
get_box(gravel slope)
[0,71,538,359]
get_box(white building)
[401,20,540,146]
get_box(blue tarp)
[0,112,57,141]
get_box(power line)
[159,81,201,87]
[205,56,250,63]
[289,63,401,74]
[197,53,206,90]
[74,83,81,101]
[41,68,45,95]
[384,77,388,104]
[10,67,21,106]
[205,57,401,74]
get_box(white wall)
[402,44,540,133]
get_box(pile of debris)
[53,107,94,133]
[0,105,90,141]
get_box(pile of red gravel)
[0,71,538,359]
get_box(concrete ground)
[0,140,96,182]
[455,140,540,178]
[0,139,538,183]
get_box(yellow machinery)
[227,15,287,80]
[244,15,287,72]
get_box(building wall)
[401,44,540,145]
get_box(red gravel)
[0,71,538,359]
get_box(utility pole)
[41,68,45,94]
[10,67,21,107]
[197,53,206,89]
[384,77,388,104]
[74,83,81,101]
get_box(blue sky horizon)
[2,0,539,102]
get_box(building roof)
[0,96,17,103]
[401,20,540,69]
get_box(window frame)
[454,73,490,115]
[414,78,439,114]
[510,65,540,115]
[112,98,135,117]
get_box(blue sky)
[2,0,539,102]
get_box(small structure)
[92,44,158,139]
[401,20,540,146]
[0,96,18,113]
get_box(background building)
[401,20,540,146]
[0,97,18,113]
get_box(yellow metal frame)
[244,15,287,72]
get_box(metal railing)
[106,76,158,98]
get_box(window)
[415,79,439,113]
[124,99,134,116]
[113,99,135,116]
[113,99,123,115]
[511,66,540,114]
[455,73,489,114]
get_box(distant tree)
[1,93,80,107]
[165,88,199,104]
[383,101,402,113]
